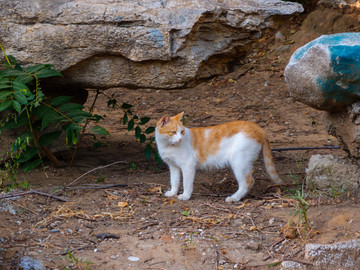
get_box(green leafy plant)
[63,250,92,270]
[287,180,311,238]
[105,93,162,166]
[0,44,108,175]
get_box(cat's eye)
[170,131,176,135]
[181,130,185,135]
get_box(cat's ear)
[158,114,170,127]
[173,112,184,123]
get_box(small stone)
[128,256,140,262]
[281,223,297,239]
[19,256,46,270]
[269,217,275,225]
[246,242,260,251]
[281,260,305,269]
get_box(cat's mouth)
[170,140,182,146]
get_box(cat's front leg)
[178,165,196,201]
[165,164,181,198]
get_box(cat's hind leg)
[165,164,181,197]
[226,163,252,203]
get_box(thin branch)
[66,184,128,190]
[272,146,340,152]
[0,189,68,202]
[65,160,126,188]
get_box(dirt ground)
[1,7,360,270]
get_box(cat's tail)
[262,136,282,184]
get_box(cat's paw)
[165,190,177,197]
[225,196,239,203]
[177,193,191,201]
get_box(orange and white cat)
[155,112,282,202]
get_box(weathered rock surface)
[0,0,303,89]
[324,101,360,158]
[284,32,360,111]
[281,239,360,269]
[305,239,360,269]
[306,154,360,189]
[317,0,360,9]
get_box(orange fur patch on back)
[190,121,264,163]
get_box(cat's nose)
[179,138,182,142]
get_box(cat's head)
[156,112,185,145]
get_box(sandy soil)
[1,7,360,270]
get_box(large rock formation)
[0,0,303,89]
[284,32,360,111]
[285,32,360,159]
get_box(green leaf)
[22,159,42,173]
[0,78,11,90]
[1,69,26,77]
[145,144,153,159]
[13,80,30,93]
[59,103,84,112]
[50,96,72,106]
[0,99,12,111]
[0,90,12,101]
[14,74,33,85]
[107,99,117,108]
[12,132,33,152]
[135,126,141,139]
[90,126,108,135]
[12,100,21,113]
[35,68,62,78]
[13,91,28,105]
[154,150,162,166]
[66,111,92,122]
[127,119,134,131]
[139,134,146,143]
[139,117,150,125]
[33,105,52,120]
[65,123,81,146]
[41,110,62,130]
[17,147,38,163]
[25,64,48,74]
[2,114,28,129]
[7,55,22,71]
[0,84,11,90]
[145,126,155,134]
[123,113,128,125]
[38,131,62,146]
[121,103,132,109]
[181,210,189,216]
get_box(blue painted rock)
[284,32,360,111]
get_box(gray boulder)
[0,0,303,89]
[306,154,360,190]
[305,239,360,269]
[284,32,360,111]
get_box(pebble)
[19,256,46,270]
[269,217,275,225]
[128,256,140,262]
[246,242,260,251]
